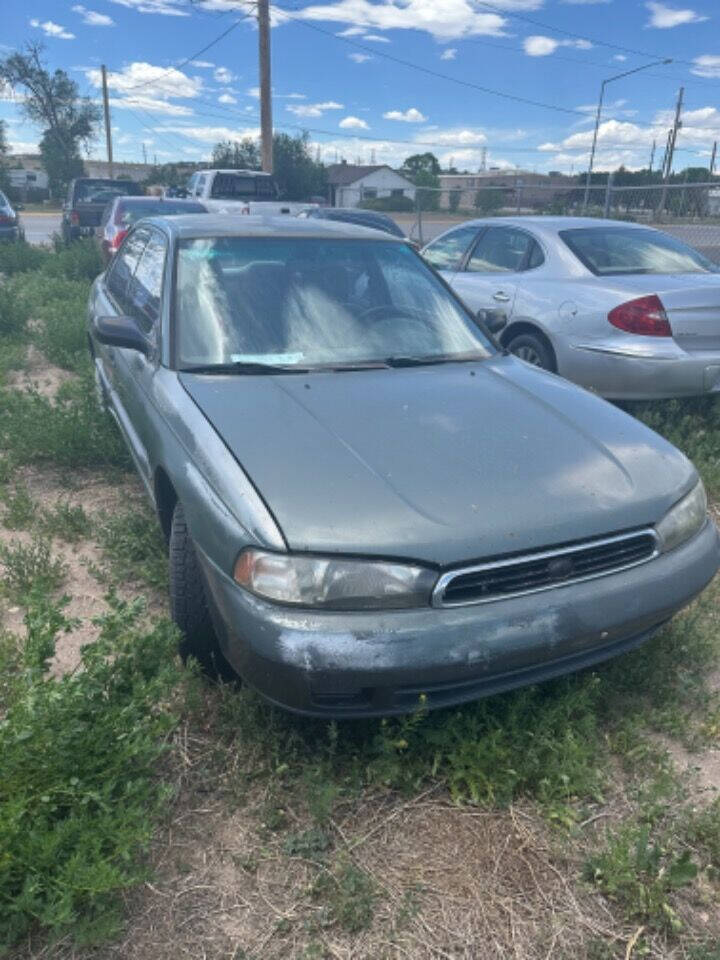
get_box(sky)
[1,0,720,175]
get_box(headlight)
[233,549,437,610]
[656,480,707,553]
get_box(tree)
[0,119,9,194]
[474,189,503,214]
[212,137,260,170]
[401,152,440,212]
[0,44,99,198]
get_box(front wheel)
[169,501,235,680]
[506,332,554,371]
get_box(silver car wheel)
[514,344,543,366]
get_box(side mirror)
[477,308,507,336]
[92,315,150,355]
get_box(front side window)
[422,226,479,272]
[106,228,149,309]
[128,230,166,332]
[560,226,719,276]
[466,227,534,274]
[175,238,494,368]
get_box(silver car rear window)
[559,226,719,276]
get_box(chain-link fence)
[336,181,720,262]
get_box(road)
[22,212,62,245]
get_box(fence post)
[415,189,423,247]
[603,172,614,219]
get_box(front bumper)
[199,519,720,717]
[563,340,720,400]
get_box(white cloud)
[349,53,372,63]
[72,5,114,26]
[86,61,202,99]
[287,100,344,117]
[7,138,40,154]
[613,54,628,61]
[363,34,391,42]
[645,1,708,27]
[383,107,428,123]
[107,0,188,15]
[29,19,75,39]
[339,116,369,129]
[247,86,260,98]
[214,66,236,85]
[218,93,237,104]
[440,48,457,59]
[190,60,214,68]
[111,95,193,115]
[159,124,259,143]
[285,92,306,99]
[419,128,487,145]
[337,26,366,36]
[523,35,592,56]
[297,0,509,41]
[560,0,610,4]
[692,54,720,77]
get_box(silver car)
[422,216,720,400]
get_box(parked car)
[297,206,409,240]
[164,185,190,199]
[98,196,207,264]
[186,169,315,216]
[62,178,143,243]
[87,214,719,717]
[0,190,22,242]
[422,216,720,400]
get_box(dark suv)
[62,178,143,243]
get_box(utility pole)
[648,139,656,175]
[100,64,114,179]
[710,140,717,177]
[257,0,273,173]
[142,142,147,166]
[658,86,683,216]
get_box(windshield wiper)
[383,353,486,368]
[180,361,311,375]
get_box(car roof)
[439,215,652,236]
[144,213,405,241]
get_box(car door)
[93,226,152,477]
[450,226,543,319]
[421,225,482,280]
[114,227,168,488]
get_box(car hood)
[179,356,695,566]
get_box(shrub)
[0,241,49,277]
[0,594,186,950]
[359,195,414,212]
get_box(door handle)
[493,291,511,303]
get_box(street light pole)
[582,59,672,212]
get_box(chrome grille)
[433,530,659,607]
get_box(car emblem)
[547,556,574,581]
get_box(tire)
[169,501,235,681]
[506,331,554,371]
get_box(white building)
[326,163,416,208]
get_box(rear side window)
[559,226,719,276]
[422,226,479,272]
[210,173,276,200]
[466,227,534,274]
[106,228,150,310]
[128,230,167,333]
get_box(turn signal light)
[608,294,671,337]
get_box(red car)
[98,196,206,264]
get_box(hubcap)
[513,344,543,367]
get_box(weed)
[0,240,48,277]
[0,538,67,604]
[312,859,376,933]
[584,822,698,932]
[0,282,31,339]
[0,593,187,951]
[96,504,168,591]
[1,484,37,530]
[47,238,103,283]
[39,501,92,543]
[682,799,720,869]
[283,827,331,859]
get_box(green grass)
[95,504,168,591]
[0,593,188,952]
[39,501,92,543]
[0,538,67,604]
[1,483,37,530]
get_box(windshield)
[116,200,205,225]
[209,173,278,201]
[560,226,719,276]
[176,237,493,369]
[75,180,142,204]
